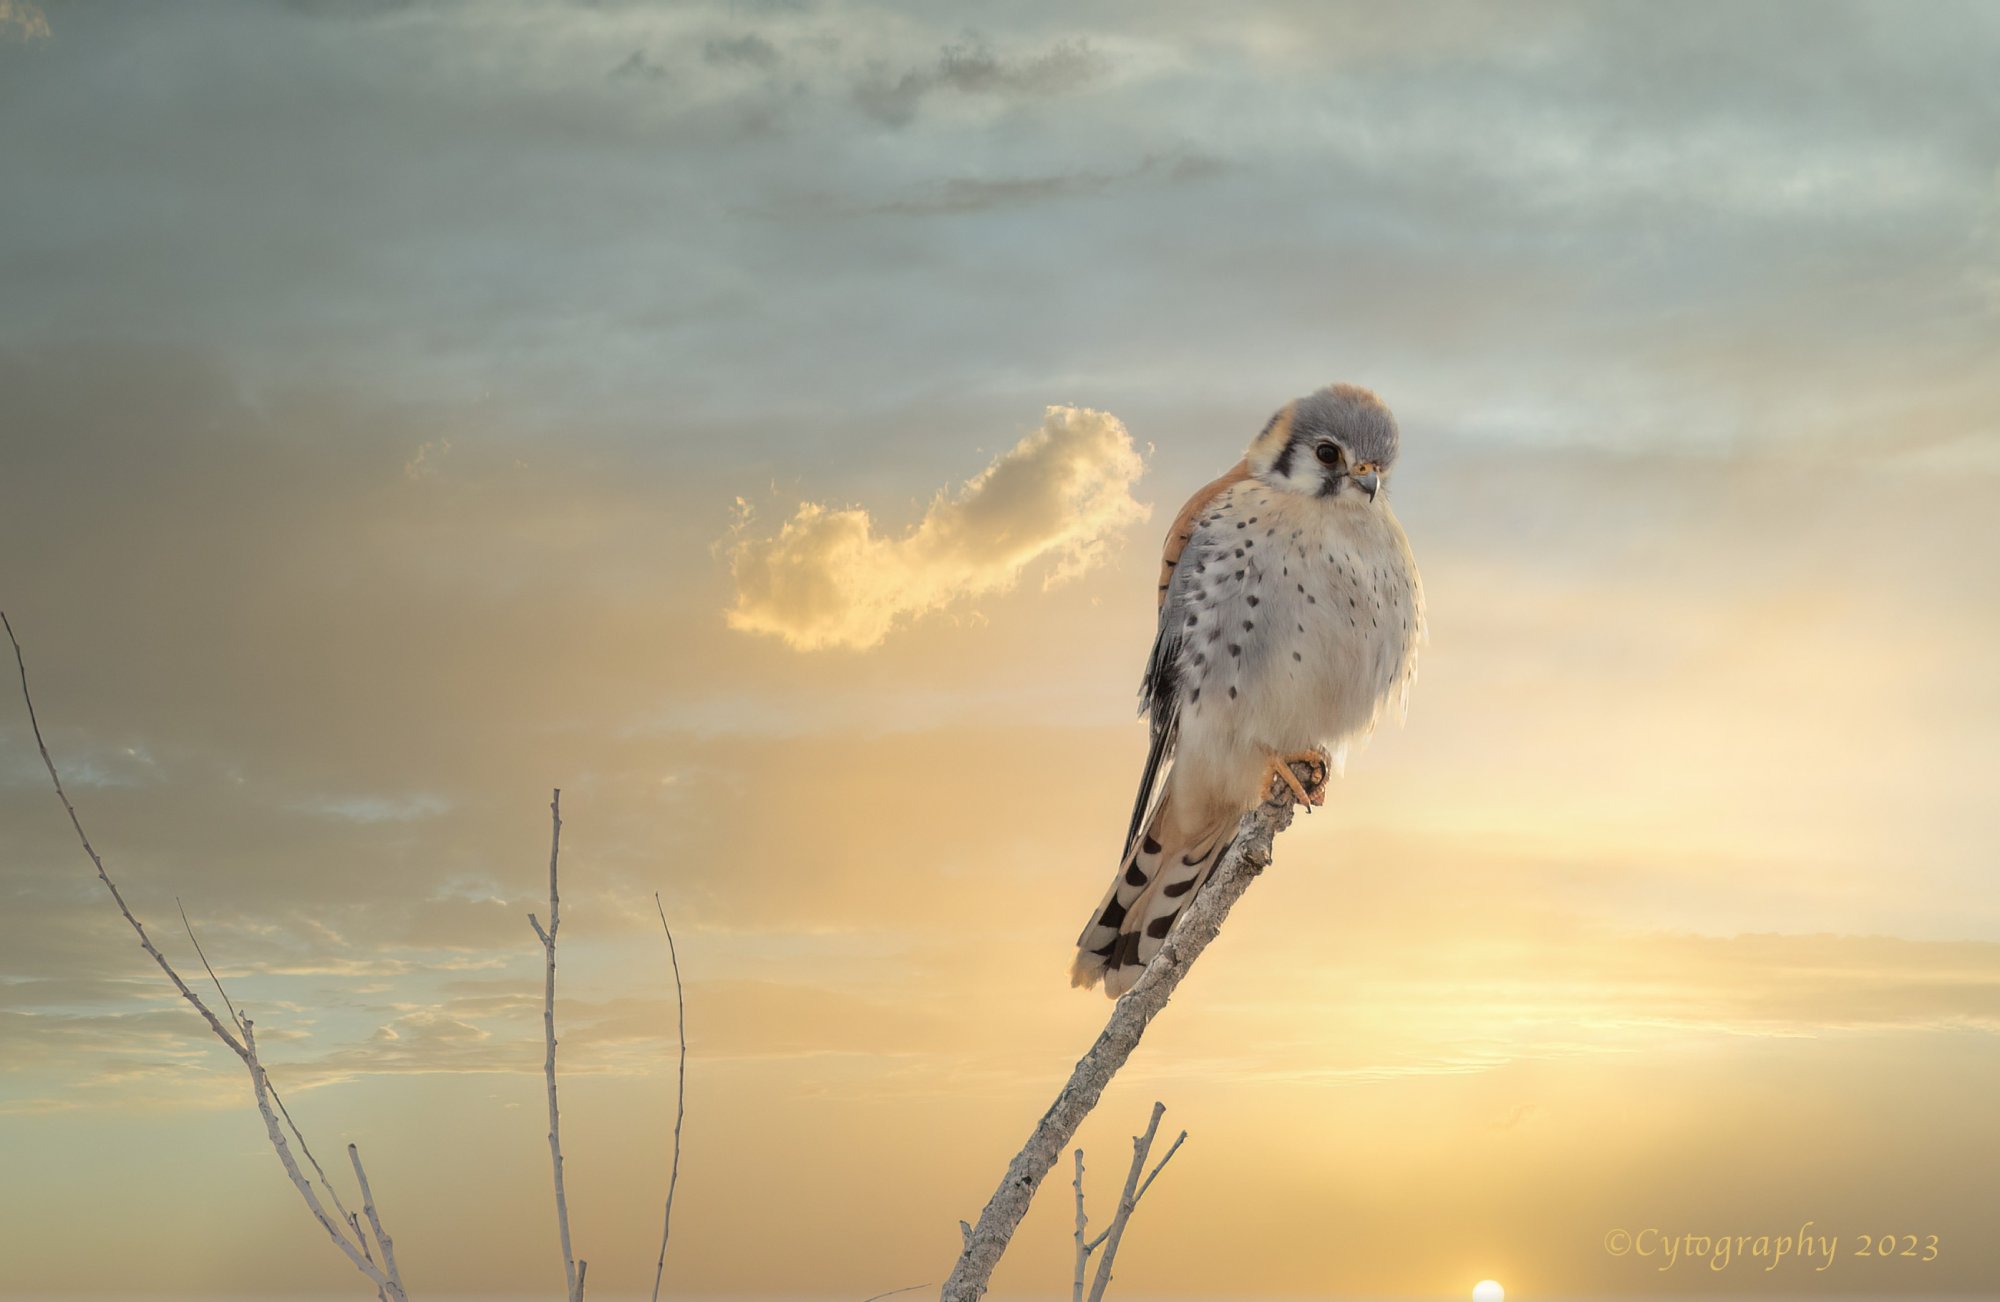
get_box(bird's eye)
[1313,443,1342,466]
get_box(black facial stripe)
[1273,440,1295,479]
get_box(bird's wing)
[1122,467,1250,858]
[1156,459,1251,610]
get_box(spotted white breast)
[1164,476,1422,819]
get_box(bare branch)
[174,899,365,1243]
[1070,1103,1188,1300]
[939,773,1306,1301]
[1133,1130,1187,1209]
[1085,1103,1164,1302]
[4,612,247,1060]
[1071,1149,1088,1302]
[264,1077,360,1236]
[5,613,401,1297]
[243,1017,400,1294]
[649,891,688,1302]
[349,1210,391,1302]
[348,1143,407,1300]
[175,896,243,1033]
[350,1212,373,1264]
[532,789,582,1302]
[350,1212,390,1302]
[858,1286,931,1302]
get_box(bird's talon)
[1263,749,1331,808]
[1262,750,1331,808]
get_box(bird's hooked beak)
[1350,469,1379,501]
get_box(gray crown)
[1291,383,1398,469]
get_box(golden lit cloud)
[724,405,1148,650]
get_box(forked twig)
[4,612,407,1301]
[940,773,1305,1301]
[530,789,584,1302]
[1084,1103,1183,1302]
[349,1212,388,1302]
[1068,1103,1187,1300]
[349,1142,404,1295]
[174,900,363,1244]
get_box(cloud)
[607,47,669,83]
[401,436,451,479]
[278,0,413,18]
[933,35,1104,96]
[0,0,48,42]
[725,405,1148,650]
[864,149,1226,216]
[704,33,779,69]
[853,35,1108,126]
[291,792,453,824]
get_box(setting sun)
[1473,1281,1505,1302]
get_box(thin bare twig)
[175,896,243,1032]
[349,1212,389,1302]
[350,1213,374,1264]
[649,891,687,1302]
[348,1216,390,1302]
[5,612,246,1059]
[244,1016,405,1297]
[1068,1103,1189,1300]
[1133,1129,1187,1209]
[530,789,583,1302]
[1071,1149,1089,1302]
[266,1077,360,1235]
[5,613,403,1299]
[348,1142,406,1299]
[939,771,1306,1301]
[174,898,363,1242]
[1085,1103,1173,1302]
[858,1286,931,1302]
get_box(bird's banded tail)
[1070,801,1236,998]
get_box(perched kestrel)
[1071,383,1424,996]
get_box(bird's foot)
[1262,748,1332,810]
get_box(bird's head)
[1245,383,1398,503]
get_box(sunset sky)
[3,1,1999,1298]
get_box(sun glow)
[1473,1282,1505,1302]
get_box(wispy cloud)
[704,33,779,70]
[607,47,668,83]
[291,792,453,823]
[725,405,1148,650]
[853,35,1107,127]
[866,149,1225,216]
